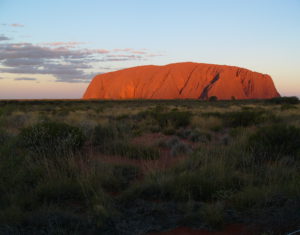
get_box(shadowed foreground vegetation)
[0,97,299,234]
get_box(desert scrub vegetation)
[248,124,300,161]
[222,109,275,127]
[135,106,192,134]
[268,96,299,104]
[200,201,225,228]
[100,141,160,160]
[18,122,86,157]
[152,110,192,128]
[0,99,300,234]
[92,123,160,160]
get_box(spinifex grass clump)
[19,122,86,157]
[201,202,225,228]
[165,137,192,157]
[137,106,192,128]
[0,130,9,146]
[176,128,211,143]
[102,141,160,160]
[153,110,192,128]
[92,123,159,160]
[223,110,266,127]
[101,164,141,191]
[248,124,300,161]
[92,124,123,145]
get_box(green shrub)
[135,108,191,129]
[208,96,218,102]
[162,126,176,135]
[9,112,28,129]
[153,111,191,128]
[170,169,241,201]
[92,123,128,146]
[201,202,225,228]
[93,125,119,145]
[231,185,271,210]
[176,128,192,139]
[0,206,24,225]
[165,136,193,156]
[101,164,141,191]
[170,141,192,157]
[34,178,85,204]
[92,123,159,159]
[21,210,95,234]
[189,130,211,143]
[166,136,180,148]
[19,122,86,157]
[176,128,211,143]
[281,104,298,111]
[248,124,300,160]
[223,110,265,127]
[130,157,243,202]
[268,96,299,104]
[0,130,9,146]
[103,142,160,160]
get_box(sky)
[0,0,299,99]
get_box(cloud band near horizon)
[0,35,162,83]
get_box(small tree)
[209,96,218,101]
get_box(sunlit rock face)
[83,62,280,100]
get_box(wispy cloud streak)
[0,35,163,83]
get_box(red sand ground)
[83,62,280,100]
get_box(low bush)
[92,123,129,146]
[166,136,180,148]
[18,122,86,157]
[201,202,225,229]
[208,96,218,102]
[176,128,211,143]
[34,177,85,204]
[223,110,265,127]
[176,128,192,139]
[101,164,141,191]
[268,96,299,105]
[128,156,243,202]
[170,141,192,157]
[281,104,298,111]
[103,141,160,160]
[248,124,300,160]
[190,131,211,143]
[231,185,271,210]
[9,112,28,129]
[162,126,176,135]
[165,137,192,156]
[169,169,242,201]
[153,110,192,128]
[0,130,9,146]
[21,210,95,234]
[92,124,119,145]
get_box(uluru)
[83,62,280,100]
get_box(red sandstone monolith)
[83,62,280,100]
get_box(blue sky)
[0,0,299,98]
